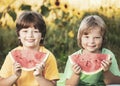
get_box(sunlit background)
[0,0,120,72]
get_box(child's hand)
[13,62,22,77]
[33,62,45,77]
[101,59,111,72]
[72,64,81,75]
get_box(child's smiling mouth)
[26,39,35,42]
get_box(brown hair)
[16,11,46,46]
[77,15,107,49]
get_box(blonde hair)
[77,15,107,48]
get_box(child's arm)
[0,74,19,86]
[66,64,81,86]
[102,59,120,84]
[0,62,22,86]
[66,73,80,86]
[33,62,57,86]
[35,76,57,86]
[103,70,120,84]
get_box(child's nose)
[27,30,33,37]
[89,38,94,43]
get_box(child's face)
[19,27,42,49]
[81,27,103,53]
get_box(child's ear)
[18,37,20,39]
[41,37,43,39]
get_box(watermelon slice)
[69,53,110,75]
[10,50,49,71]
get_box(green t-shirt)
[64,48,120,86]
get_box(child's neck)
[82,49,101,54]
[23,46,40,51]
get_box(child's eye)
[34,30,39,33]
[22,30,28,33]
[95,37,101,39]
[84,35,89,38]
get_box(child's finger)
[72,64,81,74]
[14,62,21,69]
[35,63,45,70]
[73,64,79,68]
[102,60,111,66]
[101,60,111,71]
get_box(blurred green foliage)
[0,0,120,72]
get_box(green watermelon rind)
[69,54,110,75]
[9,51,49,71]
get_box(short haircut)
[16,11,46,46]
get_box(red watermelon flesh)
[10,50,49,71]
[69,53,110,75]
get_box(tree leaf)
[20,4,31,11]
[8,9,16,21]
[41,5,50,17]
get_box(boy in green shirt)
[64,15,120,86]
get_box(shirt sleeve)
[109,52,120,76]
[0,53,14,78]
[44,52,59,80]
[103,48,120,76]
[64,57,73,79]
